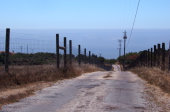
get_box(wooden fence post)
[145,50,147,67]
[64,37,67,68]
[69,40,72,65]
[140,51,144,66]
[154,45,156,66]
[157,44,161,67]
[92,54,94,64]
[142,51,144,66]
[5,28,10,73]
[151,48,153,68]
[78,45,81,65]
[143,51,145,67]
[169,41,170,71]
[148,49,150,67]
[89,51,91,63]
[56,34,59,68]
[84,48,86,64]
[162,43,165,71]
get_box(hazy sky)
[0,0,170,59]
[1,0,170,29]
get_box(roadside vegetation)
[130,67,170,94]
[0,52,116,66]
[0,62,103,109]
[117,52,140,65]
[117,51,170,94]
[0,51,117,109]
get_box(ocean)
[0,29,170,59]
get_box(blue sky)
[1,0,170,29]
[0,0,170,59]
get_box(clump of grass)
[130,67,170,93]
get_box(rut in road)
[1,65,162,112]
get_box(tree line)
[0,52,118,65]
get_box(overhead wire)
[126,0,141,48]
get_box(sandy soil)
[1,65,170,112]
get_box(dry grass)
[130,67,170,111]
[130,67,170,94]
[0,90,34,108]
[143,83,170,112]
[0,81,54,109]
[0,63,102,89]
[0,62,103,109]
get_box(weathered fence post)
[140,51,143,66]
[94,54,96,64]
[148,49,150,67]
[151,48,153,68]
[5,28,10,73]
[84,48,86,64]
[64,37,67,68]
[56,34,59,68]
[92,54,94,64]
[169,41,170,71]
[69,40,72,65]
[145,50,147,67]
[162,43,165,71]
[140,51,144,66]
[154,45,157,66]
[89,51,91,63]
[78,45,81,65]
[157,44,161,67]
[143,51,146,66]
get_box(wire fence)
[0,28,110,74]
[127,42,170,72]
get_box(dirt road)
[0,65,163,112]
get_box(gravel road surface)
[1,65,160,112]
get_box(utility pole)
[117,48,120,63]
[27,45,28,54]
[123,31,127,71]
[118,39,122,57]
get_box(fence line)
[128,42,170,72]
[0,28,109,73]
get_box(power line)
[126,0,141,48]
